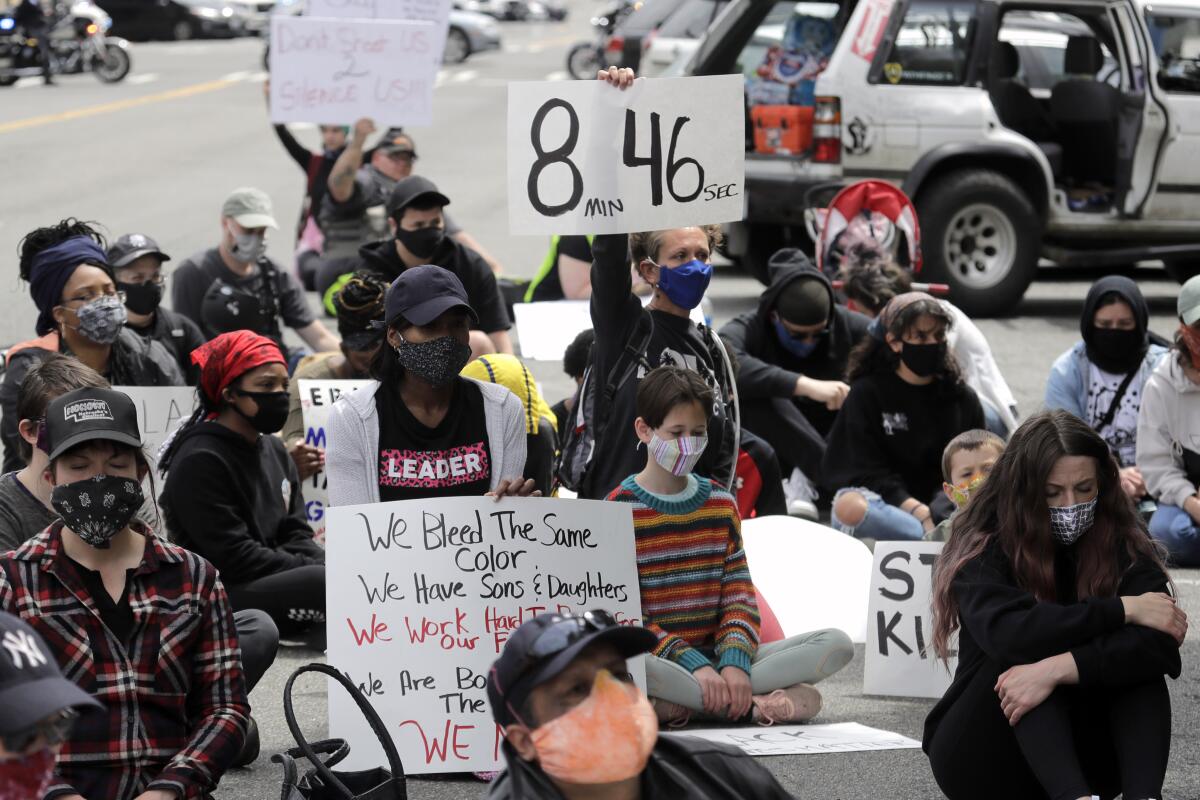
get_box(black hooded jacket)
[353,238,510,334]
[487,736,795,799]
[161,421,324,586]
[1079,275,1159,374]
[720,249,871,435]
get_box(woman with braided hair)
[282,271,387,478]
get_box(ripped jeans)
[830,487,924,541]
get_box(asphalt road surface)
[1,10,1198,798]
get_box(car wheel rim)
[943,203,1018,290]
[444,31,467,62]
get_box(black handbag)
[274,662,408,800]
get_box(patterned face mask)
[73,295,127,345]
[393,334,472,387]
[649,433,708,477]
[1048,497,1098,545]
[51,475,144,549]
[944,473,988,510]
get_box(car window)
[657,0,725,40]
[877,0,976,86]
[734,0,840,79]
[998,12,1115,92]
[1146,11,1200,93]
[618,0,689,36]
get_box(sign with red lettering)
[850,0,892,62]
[298,379,371,543]
[326,497,644,774]
[268,15,438,126]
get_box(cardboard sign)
[741,516,873,643]
[113,386,199,468]
[298,379,371,543]
[663,722,921,756]
[513,298,706,361]
[269,15,438,126]
[850,0,892,62]
[863,541,956,698]
[507,75,746,235]
[325,496,644,773]
[304,0,452,65]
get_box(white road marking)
[544,70,568,81]
[452,69,477,83]
[126,72,159,85]
[220,70,252,82]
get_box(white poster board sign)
[863,541,955,698]
[514,298,706,361]
[114,386,198,468]
[664,722,921,756]
[269,15,437,126]
[305,0,452,66]
[507,75,746,235]
[298,379,371,543]
[326,496,644,774]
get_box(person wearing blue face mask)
[722,249,871,509]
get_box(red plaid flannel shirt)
[0,523,249,800]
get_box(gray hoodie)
[1136,353,1200,509]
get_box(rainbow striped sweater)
[607,475,761,674]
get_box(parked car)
[225,0,272,34]
[640,0,726,77]
[459,0,530,20]
[685,0,1200,315]
[608,0,686,71]
[98,0,253,39]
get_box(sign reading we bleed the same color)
[325,496,644,774]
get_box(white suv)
[687,0,1200,316]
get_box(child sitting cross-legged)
[607,366,854,727]
[926,429,1006,542]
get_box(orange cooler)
[752,105,814,155]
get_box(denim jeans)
[831,487,925,541]
[1148,503,1200,566]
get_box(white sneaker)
[787,498,819,521]
[783,468,819,520]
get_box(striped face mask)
[649,433,708,477]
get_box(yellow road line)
[0,77,238,135]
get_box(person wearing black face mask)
[318,175,514,356]
[1046,276,1169,503]
[108,233,205,385]
[326,266,536,506]
[823,293,984,541]
[160,331,327,648]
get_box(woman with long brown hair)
[924,410,1187,800]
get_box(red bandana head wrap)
[191,331,285,408]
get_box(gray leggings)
[646,628,855,711]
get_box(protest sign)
[305,0,452,65]
[863,541,955,698]
[325,496,644,773]
[269,15,437,126]
[514,298,706,361]
[113,386,198,467]
[507,75,746,235]
[298,379,371,543]
[664,722,921,756]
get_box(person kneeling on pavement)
[0,387,251,799]
[160,331,327,650]
[608,367,854,726]
[486,610,796,799]
[721,248,870,507]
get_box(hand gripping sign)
[507,75,746,235]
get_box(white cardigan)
[326,377,528,507]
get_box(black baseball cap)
[385,175,450,218]
[45,388,142,462]
[486,610,657,727]
[0,611,100,735]
[107,233,171,269]
[384,265,479,328]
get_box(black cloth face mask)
[117,281,163,316]
[1087,327,1146,374]
[394,334,472,387]
[51,475,144,549]
[395,227,444,259]
[899,341,946,378]
[232,389,290,434]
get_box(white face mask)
[649,433,708,477]
[228,224,267,263]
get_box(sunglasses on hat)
[3,708,77,754]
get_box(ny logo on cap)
[129,234,148,248]
[63,399,113,424]
[2,630,48,670]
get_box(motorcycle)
[0,0,132,86]
[565,0,631,80]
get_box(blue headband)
[29,237,109,336]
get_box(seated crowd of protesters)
[0,66,1188,800]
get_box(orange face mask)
[530,669,658,785]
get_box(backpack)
[556,311,740,493]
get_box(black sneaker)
[233,716,260,767]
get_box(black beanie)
[776,277,831,326]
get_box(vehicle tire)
[93,43,131,82]
[0,75,16,87]
[172,19,196,40]
[1164,259,1200,284]
[566,43,600,80]
[917,169,1041,317]
[442,27,470,64]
